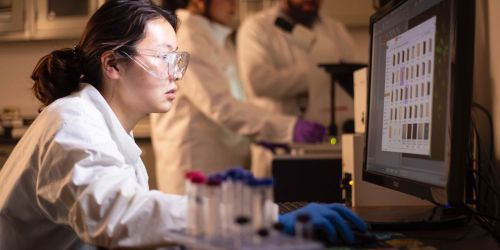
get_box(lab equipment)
[166,228,323,250]
[342,133,431,207]
[363,0,475,228]
[272,155,342,207]
[167,168,324,250]
[318,63,366,137]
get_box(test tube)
[185,171,205,236]
[223,170,240,234]
[221,175,235,236]
[295,213,313,240]
[233,173,247,217]
[253,228,270,246]
[204,176,223,239]
[225,168,253,232]
[272,222,284,234]
[262,178,275,227]
[251,178,274,231]
[241,175,254,218]
[234,215,251,248]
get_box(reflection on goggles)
[118,47,190,80]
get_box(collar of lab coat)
[79,83,142,164]
[208,19,233,48]
[176,9,233,48]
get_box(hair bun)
[31,48,83,106]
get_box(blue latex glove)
[278,203,368,244]
[293,119,326,143]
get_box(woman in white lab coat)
[0,1,188,248]
[151,0,326,195]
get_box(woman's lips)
[166,90,176,101]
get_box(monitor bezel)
[362,0,475,205]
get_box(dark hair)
[31,0,177,107]
[162,0,189,12]
[161,0,211,18]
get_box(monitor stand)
[352,206,471,231]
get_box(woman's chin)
[153,102,172,113]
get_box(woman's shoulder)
[37,92,106,135]
[33,95,111,146]
[21,95,100,147]
[44,95,95,121]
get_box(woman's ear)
[101,51,121,80]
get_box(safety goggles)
[117,46,190,80]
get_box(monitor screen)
[363,0,475,205]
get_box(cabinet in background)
[31,0,100,39]
[0,143,15,170]
[0,0,105,41]
[0,0,25,38]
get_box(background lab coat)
[237,6,358,128]
[0,83,186,249]
[150,10,296,195]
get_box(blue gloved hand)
[278,203,368,244]
[293,119,326,143]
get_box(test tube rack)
[166,229,323,250]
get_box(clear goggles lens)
[118,47,190,80]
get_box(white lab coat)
[150,10,296,195]
[237,6,358,129]
[0,83,186,249]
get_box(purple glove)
[293,119,326,143]
[258,142,291,154]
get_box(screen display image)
[364,0,474,205]
[382,16,436,156]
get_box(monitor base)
[352,206,471,231]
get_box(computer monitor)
[363,0,475,211]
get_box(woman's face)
[119,18,179,115]
[208,0,236,27]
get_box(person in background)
[237,0,359,135]
[0,0,366,248]
[151,0,326,195]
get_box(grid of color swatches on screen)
[382,17,436,156]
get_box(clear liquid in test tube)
[185,171,205,236]
[204,176,222,238]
